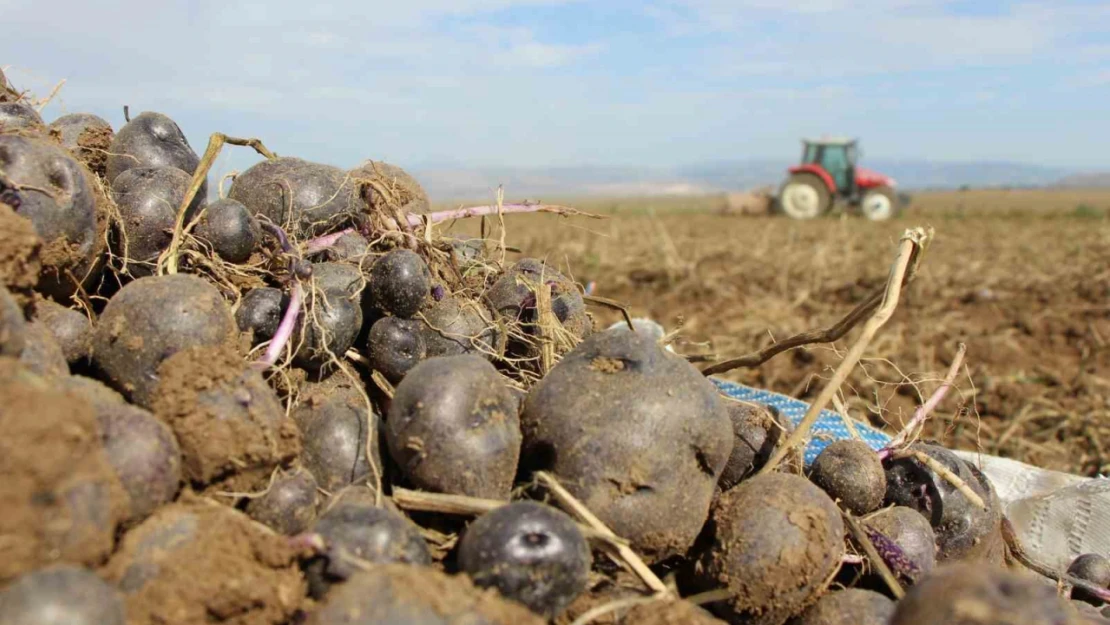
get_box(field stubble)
[437,190,1110,476]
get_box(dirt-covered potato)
[808,439,886,515]
[49,112,114,178]
[883,442,1003,563]
[0,101,44,131]
[292,280,363,377]
[861,505,936,581]
[32,299,92,364]
[889,562,1075,625]
[236,286,287,343]
[293,373,382,493]
[369,249,431,318]
[458,501,591,619]
[305,563,544,625]
[0,564,126,625]
[305,499,432,599]
[228,156,357,237]
[110,166,204,277]
[0,134,103,301]
[245,467,319,535]
[520,327,733,562]
[696,473,845,625]
[309,261,365,298]
[0,359,127,584]
[349,159,431,214]
[18,320,69,377]
[386,354,522,499]
[418,294,500,359]
[317,230,370,262]
[367,316,426,384]
[786,588,894,625]
[0,285,26,357]
[105,111,204,194]
[102,498,306,625]
[194,197,260,264]
[719,400,792,490]
[91,273,236,407]
[486,257,592,342]
[151,343,300,490]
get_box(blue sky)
[2,0,1108,178]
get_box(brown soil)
[74,125,113,179]
[151,342,301,490]
[0,202,43,306]
[622,599,729,625]
[0,357,127,584]
[101,494,306,625]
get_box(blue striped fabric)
[709,377,892,466]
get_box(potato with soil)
[419,294,501,359]
[889,562,1075,625]
[386,354,523,499]
[32,299,92,364]
[102,498,306,625]
[0,285,27,357]
[0,101,44,131]
[306,563,544,625]
[105,111,204,192]
[49,112,114,178]
[151,342,300,490]
[458,501,591,619]
[91,273,236,407]
[246,467,319,535]
[367,316,426,384]
[194,197,260,263]
[786,589,894,625]
[696,473,845,625]
[520,327,733,562]
[486,257,592,343]
[807,439,886,515]
[293,372,382,493]
[883,442,1003,563]
[229,156,357,237]
[861,505,936,581]
[349,159,431,214]
[719,400,793,490]
[0,359,127,583]
[110,166,204,277]
[292,279,363,378]
[0,564,127,625]
[0,134,103,300]
[305,499,432,599]
[18,320,69,377]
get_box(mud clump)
[0,358,127,584]
[102,497,306,625]
[0,202,43,305]
[49,112,114,178]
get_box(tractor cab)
[774,136,903,221]
[801,138,858,196]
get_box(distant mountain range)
[408,159,1109,201]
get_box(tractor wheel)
[776,173,831,220]
[859,186,899,221]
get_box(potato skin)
[105,111,203,192]
[787,589,894,625]
[520,327,733,562]
[386,354,522,500]
[0,564,127,625]
[110,166,203,277]
[228,156,357,237]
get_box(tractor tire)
[859,186,900,221]
[776,173,831,220]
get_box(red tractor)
[774,137,906,221]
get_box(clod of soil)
[304,499,432,599]
[0,358,127,584]
[245,467,319,535]
[883,442,1003,563]
[95,399,183,526]
[293,372,382,493]
[228,156,357,237]
[807,439,886,515]
[861,505,936,581]
[91,273,237,407]
[386,354,523,499]
[0,564,126,625]
[32,298,92,364]
[520,327,733,562]
[486,257,592,342]
[349,159,431,215]
[195,197,260,264]
[102,497,306,625]
[236,286,287,344]
[151,342,300,490]
[367,316,426,384]
[718,400,793,490]
[368,249,431,318]
[0,202,43,304]
[0,101,44,131]
[418,294,501,359]
[0,134,102,301]
[786,588,895,625]
[1069,554,1110,606]
[458,501,591,619]
[110,166,204,277]
[0,286,27,357]
[697,472,845,625]
[18,319,69,377]
[889,562,1075,625]
[305,563,544,625]
[49,112,114,178]
[104,111,204,195]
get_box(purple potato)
[0,101,44,132]
[808,439,887,515]
[110,166,204,278]
[293,373,382,493]
[0,564,126,625]
[235,286,287,343]
[228,157,357,237]
[105,111,204,197]
[194,197,260,264]
[0,284,26,357]
[49,113,114,178]
[366,316,426,384]
[18,320,68,377]
[245,467,319,535]
[32,299,92,364]
[368,249,430,318]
